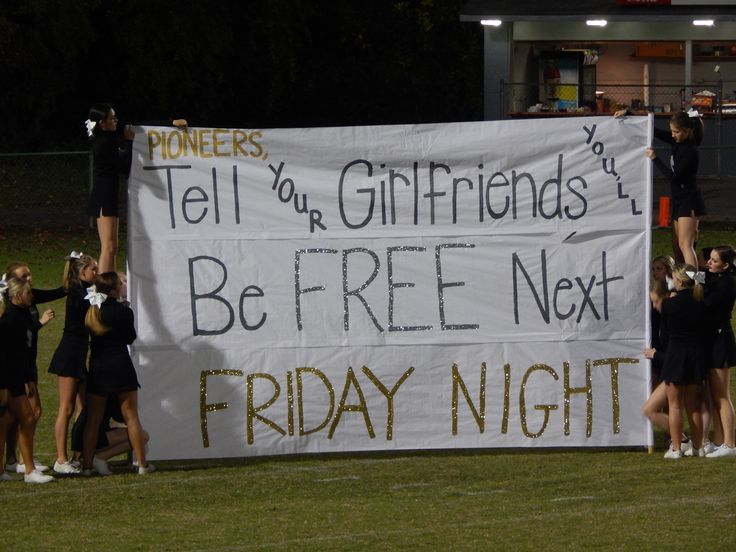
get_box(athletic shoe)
[92,457,112,476]
[17,459,49,473]
[53,461,81,474]
[80,468,95,477]
[680,437,692,454]
[663,446,682,459]
[706,444,736,458]
[138,463,155,475]
[703,439,717,455]
[684,447,705,457]
[24,470,54,484]
[4,462,18,472]
[0,471,19,481]
[69,459,82,470]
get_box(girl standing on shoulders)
[647,111,705,268]
[86,104,135,273]
[48,252,98,474]
[660,264,707,459]
[0,278,54,483]
[703,245,736,457]
[81,272,152,475]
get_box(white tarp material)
[128,115,653,460]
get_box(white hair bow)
[685,270,706,284]
[85,285,107,307]
[65,251,83,261]
[687,108,701,118]
[85,119,97,137]
[0,273,7,302]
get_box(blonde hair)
[84,272,120,336]
[62,254,96,290]
[0,277,32,316]
[5,261,29,279]
[650,278,669,300]
[673,263,704,301]
[651,255,674,277]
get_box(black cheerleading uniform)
[47,281,92,379]
[0,303,34,397]
[660,288,706,385]
[703,271,736,369]
[27,287,66,383]
[87,298,139,396]
[87,126,132,218]
[651,126,705,220]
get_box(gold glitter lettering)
[287,371,295,436]
[199,369,244,448]
[563,360,593,437]
[451,362,486,435]
[296,367,335,436]
[519,364,559,438]
[361,365,414,440]
[328,367,375,439]
[593,357,639,434]
[246,373,285,445]
[501,363,511,434]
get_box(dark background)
[0,0,483,151]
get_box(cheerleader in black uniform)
[0,278,54,483]
[47,252,98,473]
[3,261,64,473]
[86,103,137,274]
[646,111,705,269]
[82,272,152,475]
[660,264,707,459]
[703,245,736,458]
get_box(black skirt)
[48,335,89,379]
[87,350,140,396]
[709,326,736,369]
[662,342,706,386]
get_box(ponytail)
[673,263,704,301]
[62,253,96,290]
[84,271,120,335]
[671,111,704,146]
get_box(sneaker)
[4,462,18,472]
[703,439,717,455]
[138,463,155,475]
[0,471,19,481]
[17,459,49,473]
[684,447,705,457]
[706,444,736,458]
[24,470,54,484]
[92,457,112,476]
[53,461,81,475]
[80,468,95,477]
[664,446,682,459]
[69,459,82,470]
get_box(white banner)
[128,115,653,459]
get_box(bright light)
[693,20,715,26]
[480,19,502,27]
[586,20,607,27]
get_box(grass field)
[1,224,736,551]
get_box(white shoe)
[138,463,155,475]
[17,459,49,473]
[664,446,682,459]
[53,461,81,474]
[24,470,54,484]
[69,459,82,470]
[92,457,112,476]
[706,444,736,458]
[684,447,705,457]
[4,462,18,472]
[680,438,692,454]
[703,439,717,455]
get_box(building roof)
[460,1,736,22]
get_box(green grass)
[1,225,736,551]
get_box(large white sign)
[128,115,653,460]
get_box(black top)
[92,298,137,351]
[660,288,705,348]
[87,125,132,217]
[704,271,736,333]
[652,127,699,203]
[60,281,92,339]
[0,303,33,382]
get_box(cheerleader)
[660,264,707,459]
[0,278,54,483]
[48,252,98,473]
[3,261,64,474]
[703,245,736,457]
[81,272,152,475]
